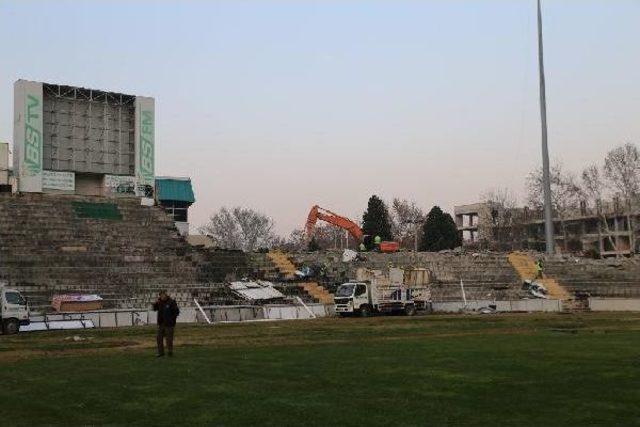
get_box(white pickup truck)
[1,285,30,334]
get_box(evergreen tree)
[420,206,461,251]
[361,195,393,249]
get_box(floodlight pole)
[537,0,555,255]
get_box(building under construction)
[455,200,640,257]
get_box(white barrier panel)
[264,306,283,319]
[432,300,494,313]
[261,304,328,320]
[223,308,242,322]
[282,307,303,319]
[99,312,117,327]
[310,304,332,317]
[21,320,95,332]
[496,299,562,312]
[211,309,225,322]
[132,311,149,326]
[29,304,333,330]
[196,309,212,324]
[176,308,197,323]
[589,298,640,312]
[239,307,263,321]
[209,306,270,322]
[81,312,101,326]
[432,300,562,313]
[116,312,133,327]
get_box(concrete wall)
[75,173,104,196]
[432,300,494,313]
[588,298,640,311]
[175,221,189,236]
[495,299,562,312]
[431,299,562,313]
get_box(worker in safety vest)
[535,259,544,279]
[373,236,382,251]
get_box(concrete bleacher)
[194,248,252,284]
[0,193,246,311]
[251,250,640,304]
[288,251,523,302]
[543,256,640,298]
[11,191,637,313]
[250,252,283,281]
[250,252,341,303]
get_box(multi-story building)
[454,199,639,257]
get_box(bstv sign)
[139,109,154,185]
[24,94,42,175]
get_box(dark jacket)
[153,298,180,327]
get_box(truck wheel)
[3,319,19,335]
[359,305,371,318]
[404,304,416,317]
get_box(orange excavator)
[305,205,399,253]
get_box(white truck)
[334,268,429,317]
[1,285,30,334]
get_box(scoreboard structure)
[13,80,155,196]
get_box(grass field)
[1,312,639,426]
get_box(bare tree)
[581,164,606,207]
[527,163,581,246]
[481,187,519,249]
[603,143,640,253]
[580,164,617,252]
[604,143,640,208]
[390,198,425,250]
[276,228,306,252]
[482,187,518,213]
[199,207,279,252]
[310,223,351,250]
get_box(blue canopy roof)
[155,178,195,203]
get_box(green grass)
[1,313,639,426]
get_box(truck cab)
[334,281,416,317]
[1,286,30,334]
[334,283,369,316]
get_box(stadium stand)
[543,256,640,298]
[286,251,524,302]
[0,193,247,311]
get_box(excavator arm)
[305,205,364,241]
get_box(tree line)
[199,142,639,253]
[199,196,461,252]
[483,142,640,252]
[523,143,640,219]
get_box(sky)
[1,0,639,236]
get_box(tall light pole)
[537,0,555,255]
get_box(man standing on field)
[152,290,180,357]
